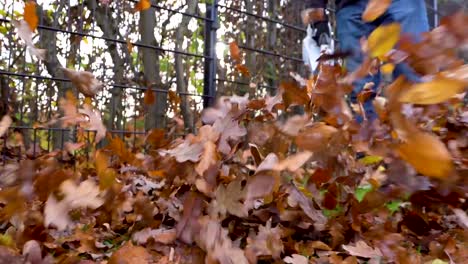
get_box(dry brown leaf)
[367,23,401,58]
[108,242,152,264]
[165,140,204,163]
[0,115,12,138]
[132,228,177,245]
[213,114,247,155]
[295,123,338,152]
[397,130,454,179]
[342,240,383,259]
[23,1,38,32]
[11,19,46,60]
[277,114,310,137]
[62,68,103,97]
[235,64,251,77]
[245,219,284,260]
[78,104,107,143]
[44,179,104,230]
[196,141,218,176]
[274,151,312,171]
[214,179,248,218]
[229,41,241,62]
[287,185,327,231]
[452,208,468,229]
[284,254,309,264]
[399,77,466,105]
[362,0,391,22]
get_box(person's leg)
[385,0,430,82]
[336,0,379,123]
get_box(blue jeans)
[336,0,429,122]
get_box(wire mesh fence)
[0,0,464,162]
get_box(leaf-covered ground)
[0,4,468,264]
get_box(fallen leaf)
[44,179,104,230]
[0,115,12,138]
[342,240,383,259]
[284,254,309,264]
[452,208,468,229]
[165,140,204,163]
[295,123,338,152]
[214,180,248,218]
[274,151,312,171]
[132,228,177,245]
[196,141,218,176]
[362,0,391,22]
[229,41,241,62]
[397,130,454,179]
[399,77,466,105]
[245,219,284,260]
[62,68,103,97]
[134,0,151,12]
[108,242,151,264]
[367,23,401,58]
[213,114,247,155]
[287,185,327,231]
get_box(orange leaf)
[24,1,38,32]
[235,64,250,77]
[144,88,155,105]
[230,41,241,62]
[134,0,151,12]
[397,130,454,179]
[126,38,133,53]
[367,23,401,58]
[399,77,466,105]
[362,0,391,22]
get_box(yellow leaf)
[362,0,392,22]
[23,1,38,32]
[134,0,151,12]
[368,23,401,58]
[397,131,454,179]
[381,63,395,75]
[399,77,466,105]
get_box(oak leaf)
[229,41,241,62]
[44,180,104,230]
[214,180,248,218]
[196,141,218,176]
[78,104,107,143]
[62,68,103,97]
[132,228,177,245]
[342,240,383,259]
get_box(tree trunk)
[139,1,166,130]
[175,0,198,133]
[86,0,125,131]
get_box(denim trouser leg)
[336,0,429,122]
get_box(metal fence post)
[203,0,218,108]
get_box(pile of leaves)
[0,3,468,264]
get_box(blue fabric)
[336,0,429,122]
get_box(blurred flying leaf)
[368,23,401,58]
[134,0,151,12]
[397,130,454,179]
[11,19,45,60]
[144,88,155,105]
[235,64,251,77]
[0,115,12,138]
[362,0,391,22]
[229,41,241,62]
[62,68,103,97]
[399,77,466,105]
[78,104,107,143]
[23,1,38,32]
